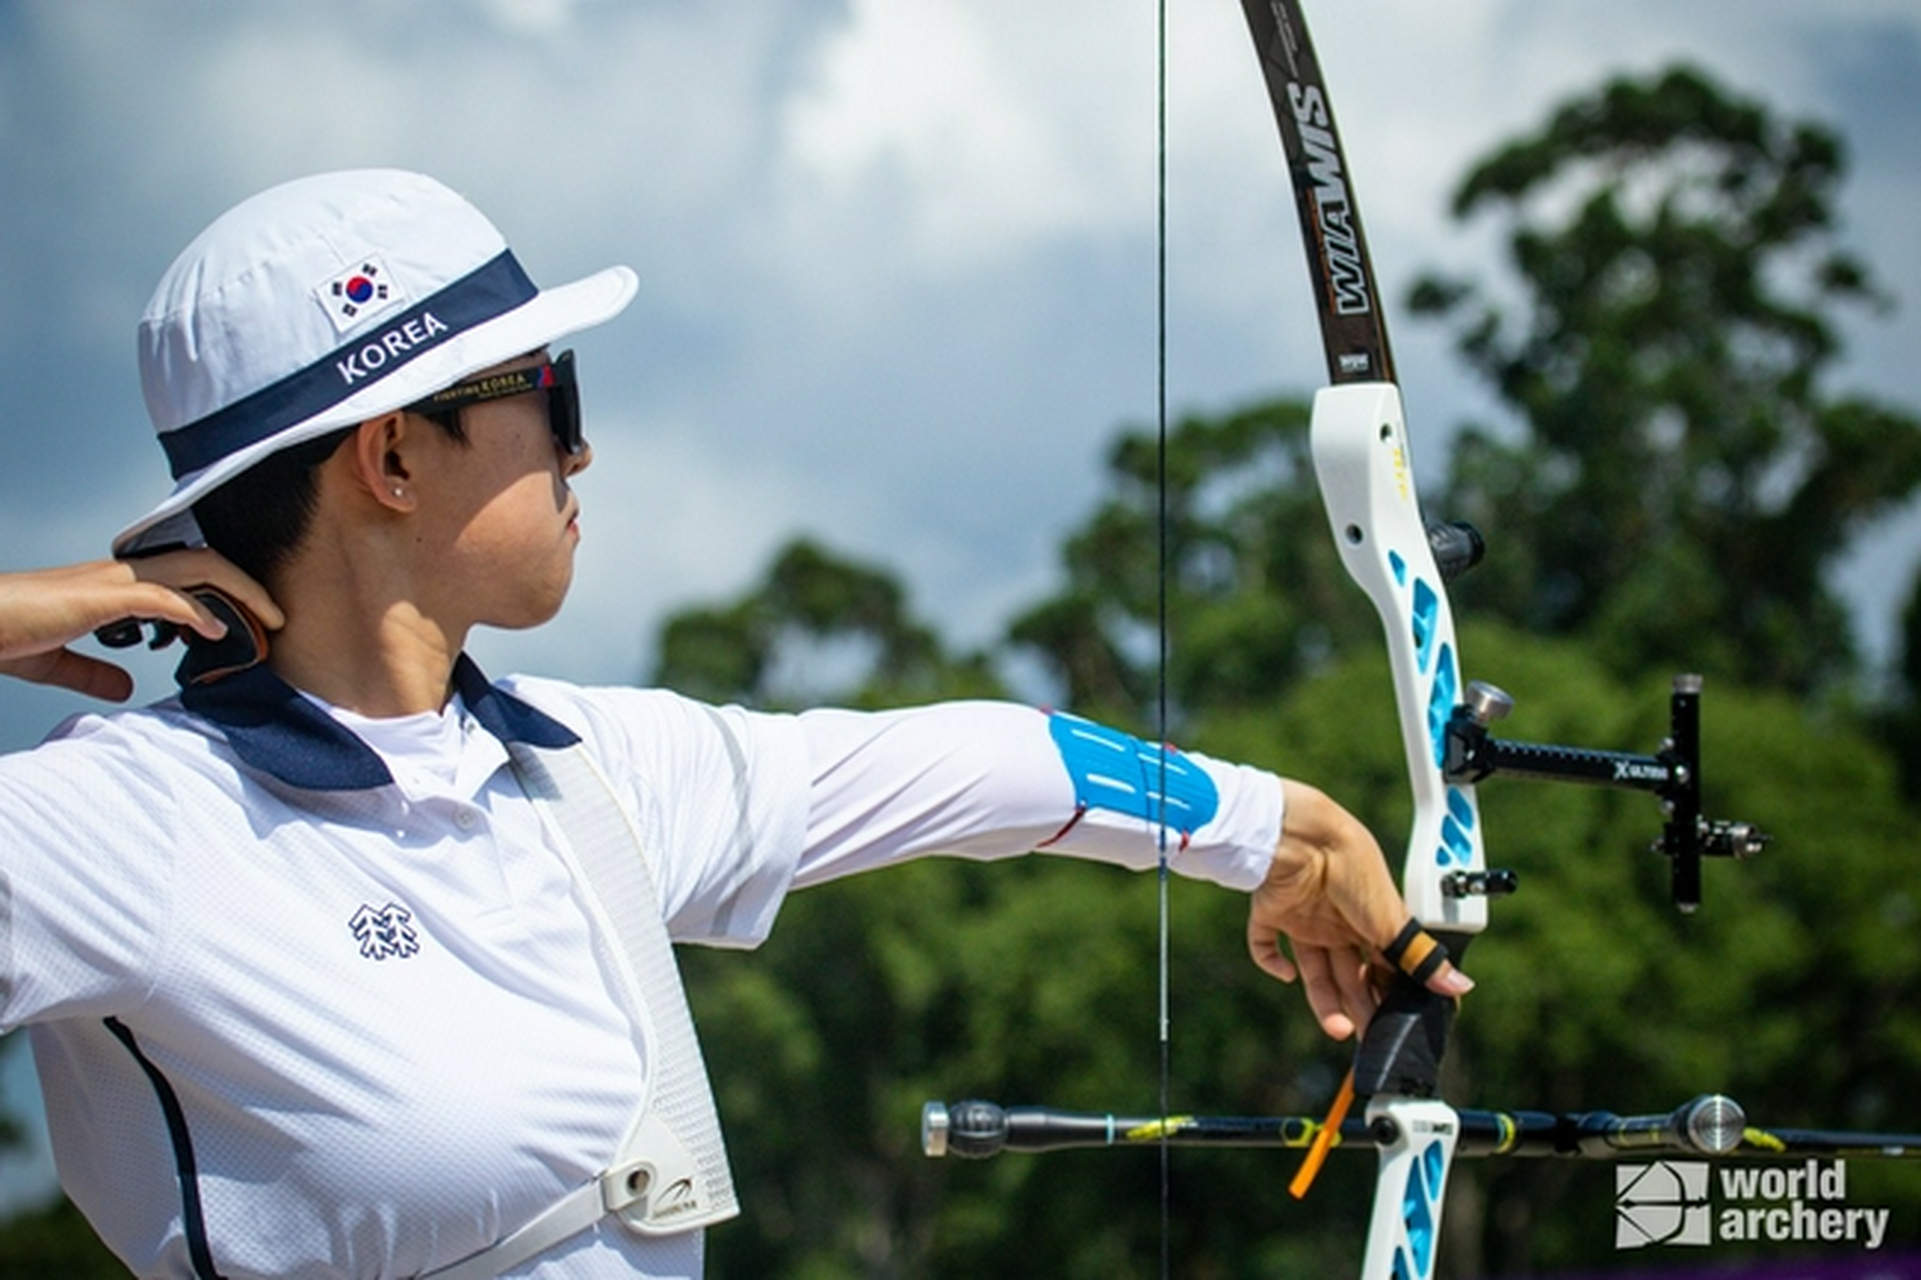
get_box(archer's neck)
[262,540,472,720]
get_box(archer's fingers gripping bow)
[923,4,1795,1278]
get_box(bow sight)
[1420,518,1769,915]
[1442,670,1768,913]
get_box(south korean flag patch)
[316,255,408,333]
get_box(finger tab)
[1382,919,1449,984]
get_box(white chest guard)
[425,742,737,1279]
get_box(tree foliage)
[654,538,1005,710]
[682,608,1921,1277]
[1410,65,1921,694]
[1005,398,1376,733]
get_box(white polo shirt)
[0,657,1281,1279]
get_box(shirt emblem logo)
[349,902,421,960]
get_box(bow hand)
[1250,780,1474,1040]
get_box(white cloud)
[1,0,1918,693]
[780,0,1158,272]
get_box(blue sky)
[1,0,1919,1211]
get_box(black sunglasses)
[406,349,583,454]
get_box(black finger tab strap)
[177,589,269,687]
[1383,919,1450,984]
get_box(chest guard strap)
[425,742,737,1278]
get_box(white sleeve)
[502,678,814,949]
[792,701,1281,893]
[507,682,1281,950]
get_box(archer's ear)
[346,413,417,511]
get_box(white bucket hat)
[113,168,637,558]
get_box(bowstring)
[1154,0,1172,1276]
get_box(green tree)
[654,538,1003,710]
[0,1195,125,1279]
[1411,65,1921,694]
[1006,398,1377,733]
[679,601,1921,1276]
[1227,627,1921,1275]
[1881,583,1921,803]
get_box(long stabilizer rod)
[922,1097,1921,1162]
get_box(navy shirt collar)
[179,654,580,791]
